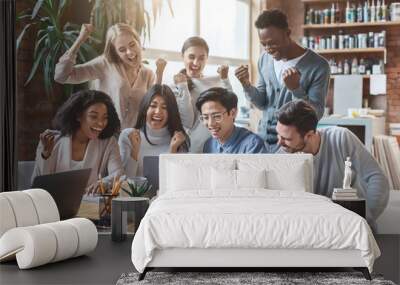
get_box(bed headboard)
[159,154,314,195]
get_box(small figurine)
[342,157,352,189]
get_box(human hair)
[134,84,189,151]
[180,36,210,91]
[181,36,209,55]
[103,23,142,64]
[52,90,120,139]
[276,100,318,137]
[255,9,289,30]
[195,87,238,113]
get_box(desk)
[318,116,385,152]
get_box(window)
[143,0,251,119]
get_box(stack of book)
[332,188,358,200]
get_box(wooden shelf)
[315,48,387,63]
[316,47,385,54]
[302,0,347,2]
[331,74,370,79]
[303,21,400,29]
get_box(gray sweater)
[313,127,389,225]
[244,49,330,148]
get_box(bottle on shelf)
[359,59,366,74]
[381,0,387,21]
[331,3,336,24]
[357,2,364,22]
[335,2,341,23]
[364,0,370,22]
[351,58,359,74]
[344,59,351,74]
[346,1,351,23]
[338,60,344,74]
[377,0,382,21]
[371,0,376,22]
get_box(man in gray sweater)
[235,9,330,152]
[276,100,389,229]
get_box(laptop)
[143,156,159,198]
[31,168,91,220]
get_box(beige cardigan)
[32,133,124,188]
[54,52,155,129]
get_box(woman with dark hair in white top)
[172,36,233,153]
[119,84,189,177]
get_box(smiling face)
[113,33,141,67]
[182,46,208,78]
[200,101,236,144]
[78,103,108,140]
[146,95,168,130]
[258,26,290,61]
[276,122,309,153]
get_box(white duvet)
[131,190,380,273]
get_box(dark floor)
[0,234,135,285]
[0,234,399,285]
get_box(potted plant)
[121,177,152,197]
[16,0,99,99]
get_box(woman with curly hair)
[119,84,189,178]
[32,90,124,194]
[54,23,166,130]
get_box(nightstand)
[332,198,366,218]
[111,197,149,242]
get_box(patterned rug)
[116,271,396,285]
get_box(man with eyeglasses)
[195,87,266,154]
[235,9,330,153]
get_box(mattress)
[131,190,380,273]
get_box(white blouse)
[54,52,155,129]
[32,133,124,187]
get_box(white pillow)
[237,158,309,192]
[211,169,267,190]
[266,161,307,191]
[236,169,267,189]
[167,160,235,192]
[211,168,236,190]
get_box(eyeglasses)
[199,111,228,124]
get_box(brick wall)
[16,1,91,161]
[386,25,400,124]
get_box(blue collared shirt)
[203,126,266,154]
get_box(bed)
[131,154,380,280]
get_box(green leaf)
[33,33,47,59]
[121,187,133,197]
[16,23,33,50]
[32,0,45,19]
[57,0,69,18]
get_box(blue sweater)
[203,126,266,154]
[313,127,389,225]
[244,49,330,148]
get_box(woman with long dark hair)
[119,84,189,177]
[32,90,123,193]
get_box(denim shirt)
[203,126,266,154]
